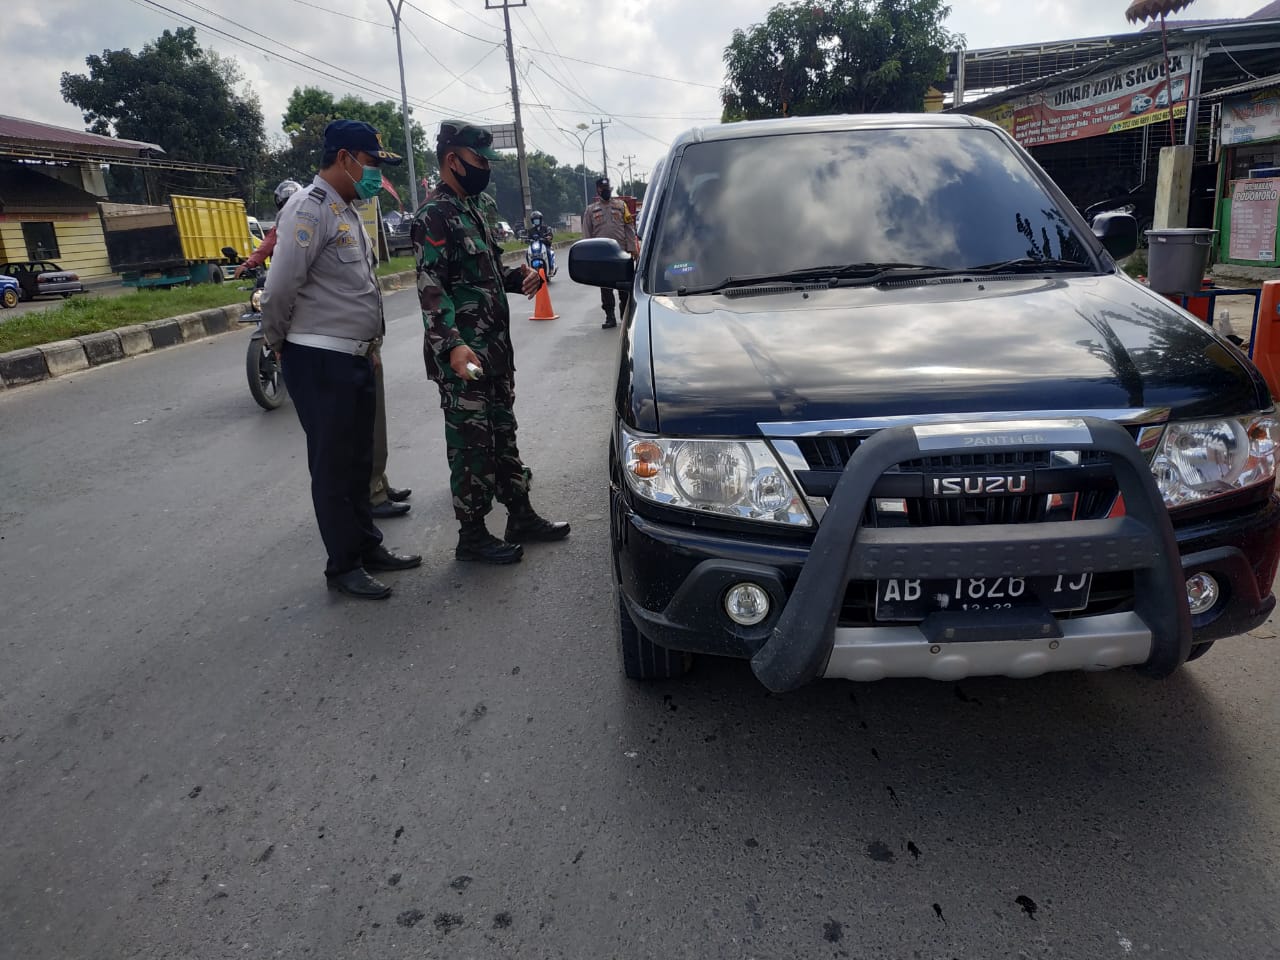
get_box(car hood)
[643,274,1270,436]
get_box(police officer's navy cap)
[596,177,611,189]
[437,120,502,161]
[324,119,403,165]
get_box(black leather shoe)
[505,507,571,543]
[387,486,412,502]
[371,500,411,519]
[456,521,523,564]
[326,568,392,599]
[601,318,617,329]
[362,544,423,572]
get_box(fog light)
[1186,573,1220,616]
[724,582,771,627]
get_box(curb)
[0,303,244,391]
[1,247,576,391]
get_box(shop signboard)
[1228,178,1280,262]
[1221,89,1280,146]
[976,49,1190,148]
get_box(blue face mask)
[345,154,382,200]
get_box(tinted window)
[649,127,1093,293]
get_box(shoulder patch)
[295,224,314,248]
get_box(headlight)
[1151,414,1278,507]
[250,289,263,312]
[620,427,811,526]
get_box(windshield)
[648,127,1096,294]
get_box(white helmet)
[273,179,303,210]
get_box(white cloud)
[4,0,1269,183]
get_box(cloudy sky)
[4,0,1267,181]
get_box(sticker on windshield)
[664,261,696,280]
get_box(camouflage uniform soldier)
[582,177,637,329]
[413,121,570,564]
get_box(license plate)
[874,574,1092,622]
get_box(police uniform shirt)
[261,176,384,351]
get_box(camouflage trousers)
[437,376,532,523]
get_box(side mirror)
[569,238,635,290]
[221,245,239,261]
[1092,211,1138,261]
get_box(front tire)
[1,288,17,309]
[246,338,287,410]
[617,589,691,680]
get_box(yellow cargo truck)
[100,195,255,288]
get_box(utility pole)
[488,0,533,230]
[387,1,419,211]
[621,153,636,190]
[591,118,611,179]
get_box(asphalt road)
[2,277,1279,959]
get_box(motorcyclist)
[235,179,303,278]
[527,210,556,276]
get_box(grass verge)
[0,285,251,354]
[377,256,415,276]
[500,232,581,253]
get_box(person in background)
[527,210,556,276]
[412,120,570,565]
[581,177,637,328]
[234,179,302,279]
[260,119,421,599]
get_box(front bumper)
[614,419,1280,689]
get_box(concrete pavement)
[1,278,1279,958]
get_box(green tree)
[274,86,435,215]
[60,28,266,200]
[721,0,960,121]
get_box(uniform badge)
[296,225,313,248]
[330,202,342,216]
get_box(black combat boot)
[601,313,617,329]
[456,520,524,564]
[504,499,571,543]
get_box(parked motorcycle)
[525,238,555,283]
[222,246,287,411]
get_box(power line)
[282,0,389,27]
[423,44,507,102]
[517,44,721,89]
[523,102,721,122]
[128,0,500,122]
[401,19,506,97]
[525,4,592,103]
[402,0,502,45]
[441,0,507,37]
[528,61,667,145]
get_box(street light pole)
[387,0,419,211]
[559,126,592,208]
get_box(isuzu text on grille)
[930,474,1032,496]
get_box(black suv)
[569,114,1280,692]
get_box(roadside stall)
[1208,75,1280,268]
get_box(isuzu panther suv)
[569,114,1280,692]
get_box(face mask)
[599,188,612,201]
[345,154,382,200]
[451,155,491,196]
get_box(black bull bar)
[750,417,1192,692]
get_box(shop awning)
[1202,73,1280,100]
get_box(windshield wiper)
[964,257,1095,274]
[678,262,949,295]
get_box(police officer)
[413,120,570,565]
[581,177,637,328]
[261,119,422,599]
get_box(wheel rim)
[258,349,283,398]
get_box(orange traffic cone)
[1250,280,1280,399]
[529,269,558,321]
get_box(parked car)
[0,273,19,308]
[0,261,85,301]
[386,217,414,257]
[570,113,1280,690]
[493,220,514,240]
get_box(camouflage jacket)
[413,185,525,381]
